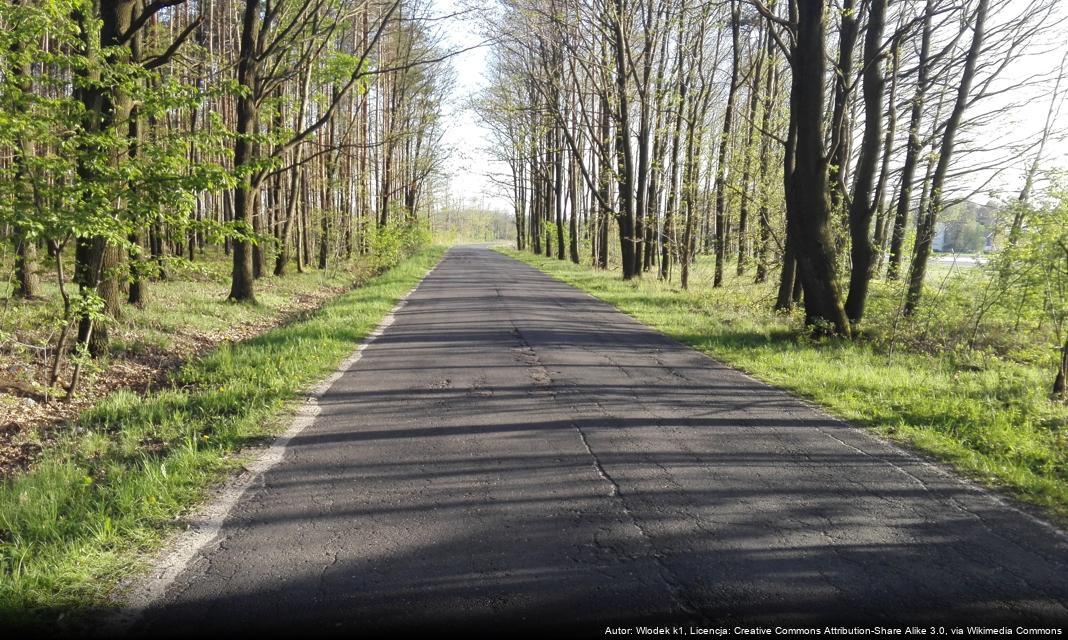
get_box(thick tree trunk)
[229,0,261,302]
[230,178,258,302]
[75,238,123,356]
[73,0,140,353]
[788,1,850,336]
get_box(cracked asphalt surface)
[133,246,1068,635]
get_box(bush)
[368,220,431,272]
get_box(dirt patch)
[0,273,368,478]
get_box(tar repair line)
[106,260,442,633]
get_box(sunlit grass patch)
[0,247,444,627]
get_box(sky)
[431,0,508,211]
[429,0,1068,213]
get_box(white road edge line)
[106,259,442,633]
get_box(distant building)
[931,200,997,254]
[933,223,947,252]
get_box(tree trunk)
[775,237,798,312]
[886,0,933,281]
[844,0,887,323]
[905,0,988,316]
[597,88,611,270]
[230,178,258,302]
[568,137,580,264]
[75,238,123,356]
[229,0,261,302]
[612,0,637,279]
[713,0,740,288]
[127,19,147,307]
[828,0,858,212]
[775,1,798,313]
[555,126,565,260]
[755,12,778,285]
[275,159,303,276]
[9,10,39,300]
[679,92,701,291]
[127,233,147,307]
[73,0,140,353]
[872,38,900,274]
[788,1,850,336]
[661,77,686,282]
[1055,336,1067,398]
[737,19,764,277]
[514,156,526,251]
[12,232,39,299]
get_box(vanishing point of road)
[132,246,1068,635]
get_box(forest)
[477,0,1068,397]
[0,0,452,395]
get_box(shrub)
[368,220,430,272]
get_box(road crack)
[505,315,708,623]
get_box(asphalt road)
[132,246,1068,635]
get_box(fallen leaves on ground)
[0,280,356,477]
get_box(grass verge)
[500,248,1068,524]
[0,246,444,626]
[2,247,392,475]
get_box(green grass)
[1,248,375,368]
[0,246,443,626]
[501,248,1068,523]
